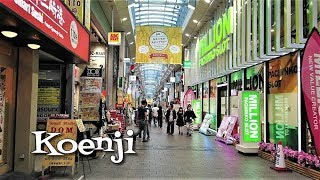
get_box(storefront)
[184,0,319,152]
[0,0,89,174]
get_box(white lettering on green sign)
[199,7,233,66]
[242,91,261,142]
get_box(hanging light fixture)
[1,30,18,38]
[27,43,41,50]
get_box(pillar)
[14,48,39,173]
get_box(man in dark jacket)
[165,104,176,135]
[135,100,148,142]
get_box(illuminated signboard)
[0,0,90,62]
[108,32,121,46]
[199,7,233,66]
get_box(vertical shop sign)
[78,69,102,121]
[192,100,202,124]
[301,28,320,155]
[84,0,90,30]
[43,119,77,167]
[242,91,261,142]
[64,0,84,24]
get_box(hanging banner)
[301,28,320,155]
[43,119,77,167]
[183,88,196,110]
[192,100,202,124]
[242,91,261,142]
[135,26,182,64]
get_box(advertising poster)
[135,26,182,64]
[192,100,202,125]
[209,80,217,129]
[37,72,61,131]
[242,91,261,142]
[64,0,84,24]
[183,88,196,110]
[268,52,298,149]
[79,77,102,121]
[216,116,237,141]
[0,74,5,163]
[108,32,122,46]
[203,82,209,113]
[43,119,77,167]
[301,29,320,155]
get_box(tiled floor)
[0,123,310,180]
[74,123,309,180]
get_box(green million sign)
[242,91,261,142]
[192,100,202,125]
[199,7,233,66]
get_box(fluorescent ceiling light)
[28,43,41,50]
[1,31,18,38]
[270,29,274,32]
[130,42,134,45]
[205,0,211,3]
[188,4,195,10]
[122,17,128,21]
[185,34,190,37]
[126,32,131,35]
[193,19,198,23]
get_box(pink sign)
[301,28,320,155]
[183,88,195,110]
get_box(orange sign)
[43,119,77,167]
[108,32,121,46]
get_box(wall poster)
[78,76,102,121]
[268,52,298,149]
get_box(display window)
[203,82,209,113]
[267,52,298,149]
[209,80,217,130]
[230,70,243,117]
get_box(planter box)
[258,150,320,179]
[258,150,274,162]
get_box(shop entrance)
[0,44,16,174]
[217,85,227,128]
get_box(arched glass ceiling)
[128,0,195,98]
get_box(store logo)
[87,68,100,77]
[149,31,168,51]
[32,130,135,164]
[70,20,78,49]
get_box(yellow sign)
[117,90,123,105]
[38,88,60,105]
[108,32,121,46]
[43,119,77,167]
[136,26,182,64]
[84,0,91,30]
[64,0,84,24]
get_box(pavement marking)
[78,175,84,180]
[100,152,106,159]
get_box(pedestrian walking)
[184,104,197,136]
[134,100,148,142]
[157,106,163,128]
[152,104,159,126]
[176,107,184,135]
[166,104,176,135]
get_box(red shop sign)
[301,28,320,155]
[0,0,89,62]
